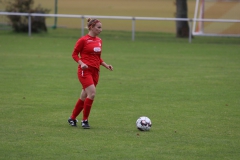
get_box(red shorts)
[78,66,99,89]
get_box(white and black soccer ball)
[136,116,152,131]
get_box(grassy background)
[0,28,240,159]
[1,0,239,33]
[0,0,197,32]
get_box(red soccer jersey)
[72,34,104,70]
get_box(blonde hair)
[87,18,101,30]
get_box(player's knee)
[88,92,96,99]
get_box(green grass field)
[0,28,240,160]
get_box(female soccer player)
[68,18,113,129]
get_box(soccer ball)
[136,116,152,131]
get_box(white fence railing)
[0,12,240,43]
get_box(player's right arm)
[78,59,88,70]
[72,38,88,70]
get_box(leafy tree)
[5,0,50,33]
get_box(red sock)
[83,98,94,120]
[71,99,84,120]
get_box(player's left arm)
[101,61,113,71]
[99,40,113,71]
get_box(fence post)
[189,19,192,43]
[188,19,193,43]
[52,0,58,29]
[28,14,31,36]
[81,16,85,37]
[132,17,135,41]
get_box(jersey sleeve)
[99,39,104,64]
[72,38,84,63]
[100,58,104,65]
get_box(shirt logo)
[93,47,101,52]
